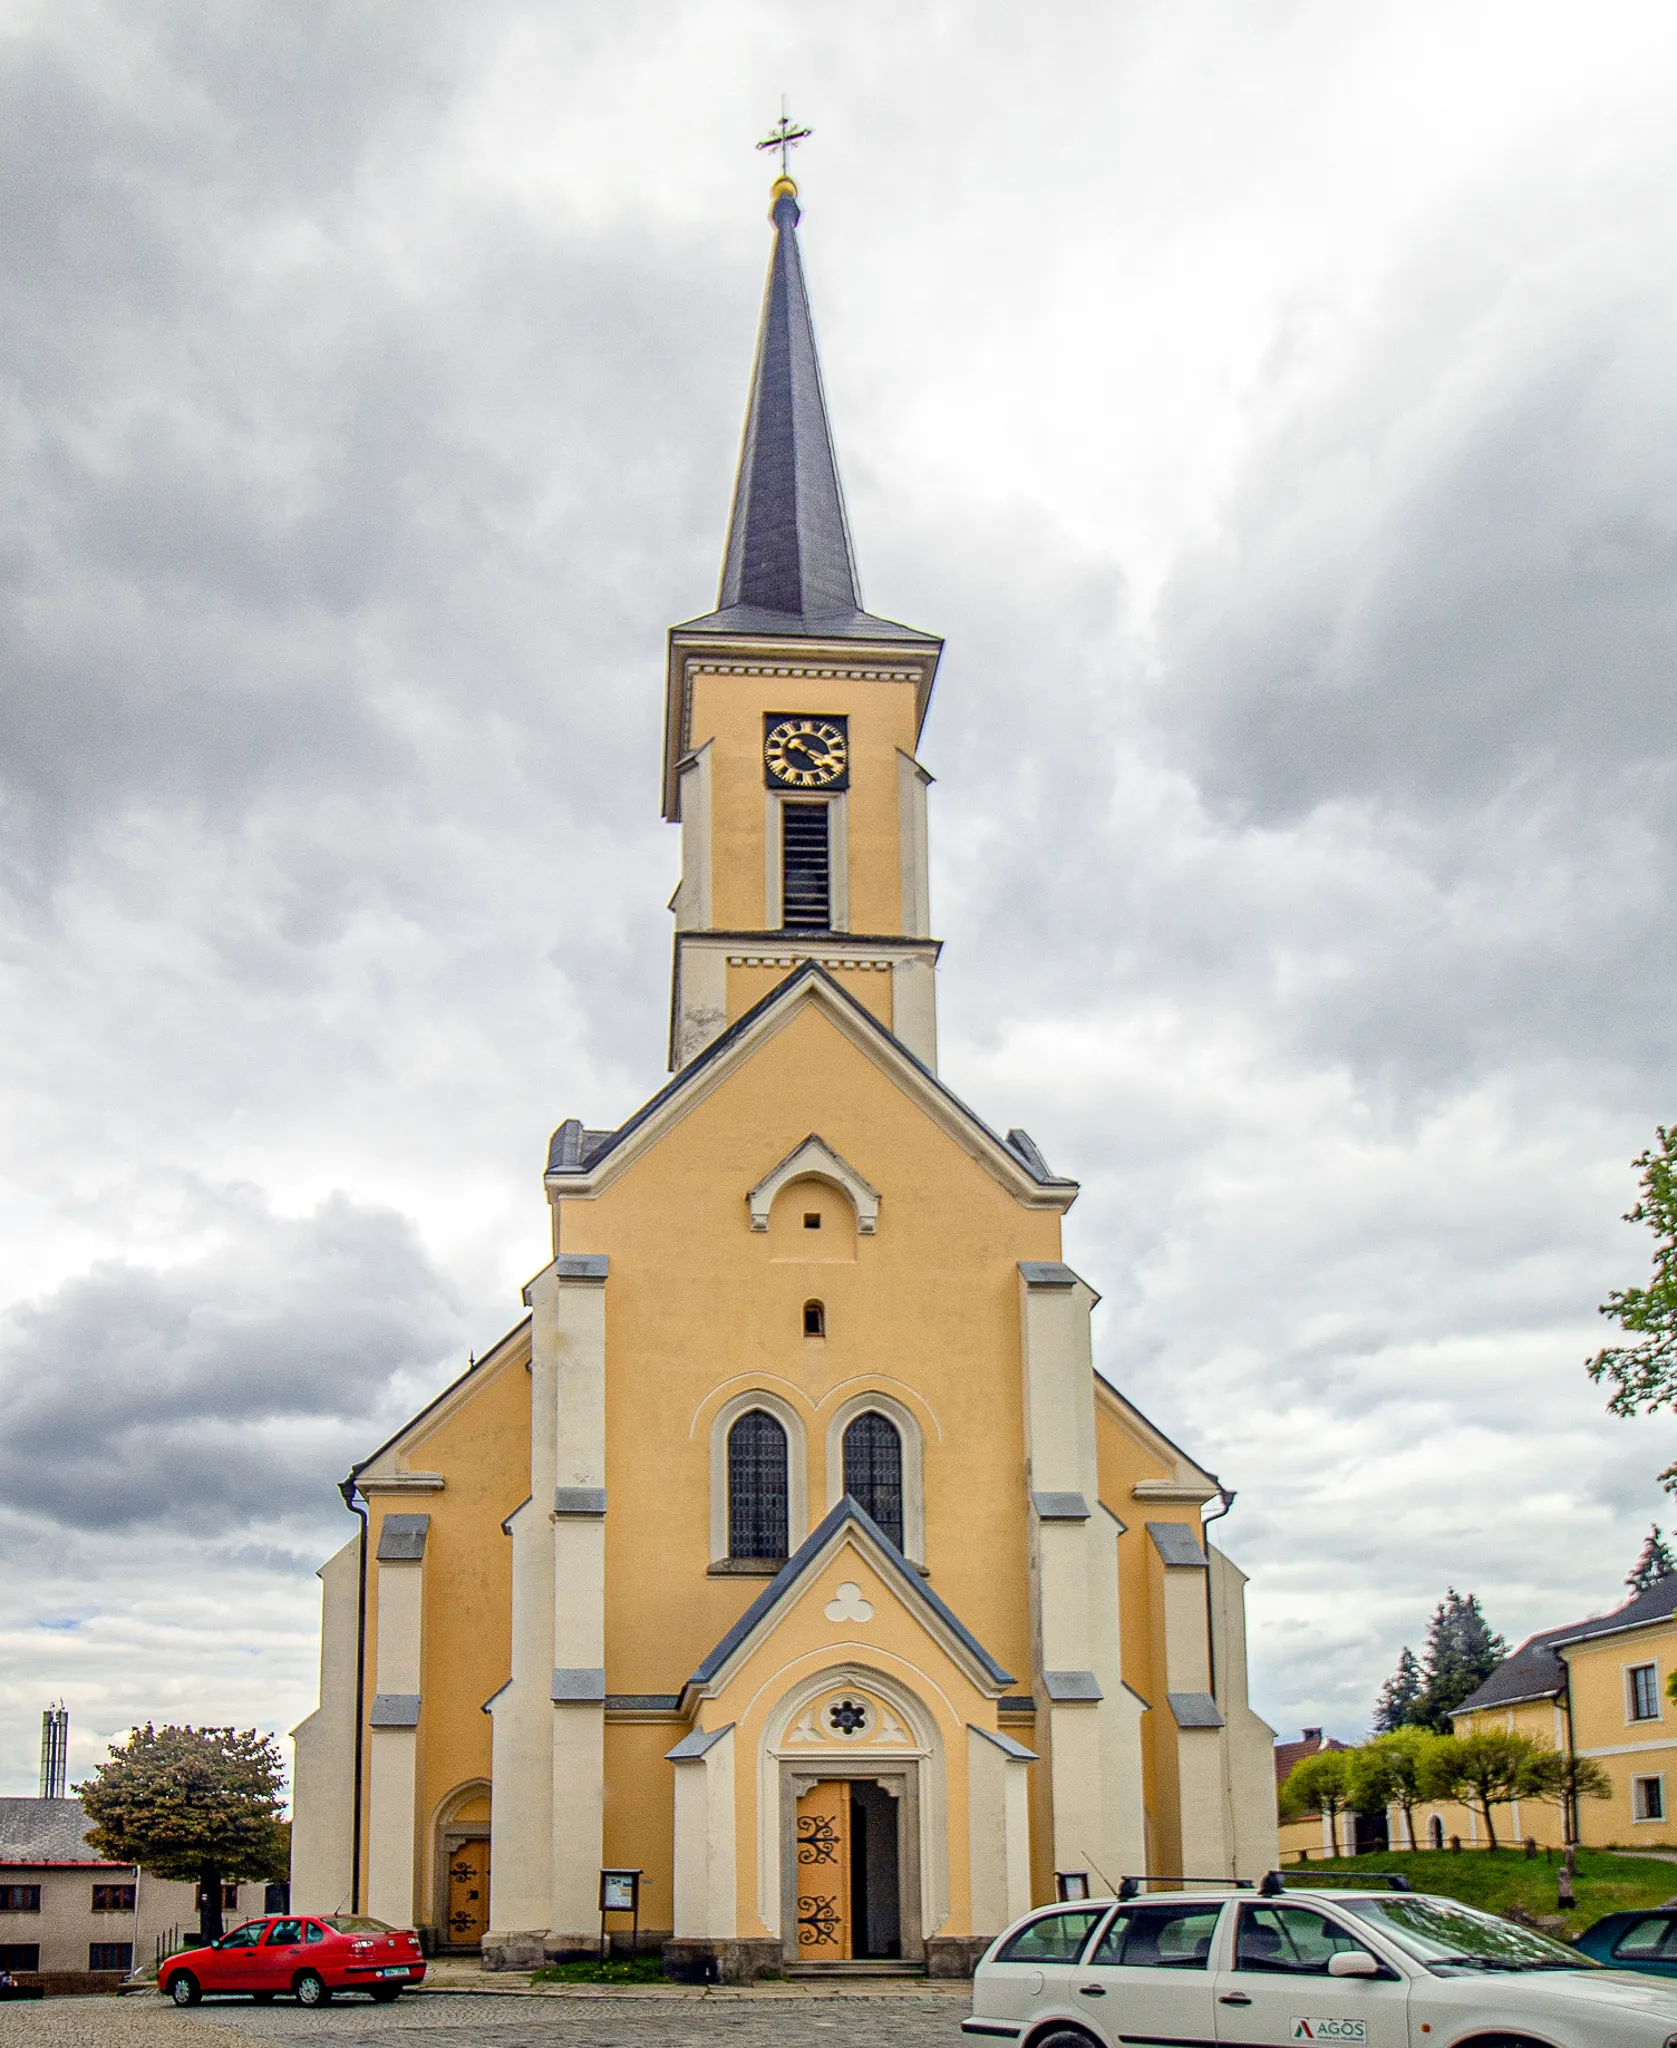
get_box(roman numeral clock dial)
[764,715,849,789]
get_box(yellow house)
[289,172,1279,1981]
[1442,1575,1677,1853]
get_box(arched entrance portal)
[768,1670,939,1969]
[432,1782,492,1952]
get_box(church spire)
[717,176,861,624]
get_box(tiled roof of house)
[1455,1573,1677,1718]
[0,1797,118,1865]
[1274,1730,1349,1787]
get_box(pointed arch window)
[843,1411,904,1551]
[728,1409,790,1561]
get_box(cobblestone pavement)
[0,1991,972,2048]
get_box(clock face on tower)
[763,714,849,790]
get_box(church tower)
[664,175,941,1072]
[291,168,1279,1980]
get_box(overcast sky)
[2,0,1676,1795]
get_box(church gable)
[548,961,1076,1225]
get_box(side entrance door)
[795,1782,852,1960]
[1213,1903,1409,2048]
[446,1840,491,1948]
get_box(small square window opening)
[1634,1774,1665,1822]
[1631,1663,1661,1721]
[803,1212,821,1229]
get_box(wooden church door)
[795,1782,852,1958]
[446,1839,490,1947]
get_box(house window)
[1630,1663,1661,1721]
[781,803,831,929]
[89,1942,132,1972]
[0,1946,39,1972]
[1634,1775,1665,1822]
[91,1884,135,1912]
[0,1887,40,1912]
[1428,1815,1444,1850]
[843,1411,904,1550]
[803,1212,821,1229]
[728,1409,789,1560]
[803,1300,825,1337]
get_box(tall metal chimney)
[39,1703,68,1799]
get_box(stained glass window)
[728,1409,789,1560]
[844,1412,904,1550]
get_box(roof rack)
[1260,1870,1413,1897]
[1115,1875,1257,1900]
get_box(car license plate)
[377,1967,410,1978]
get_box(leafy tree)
[1627,1525,1677,1595]
[1421,1731,1541,1852]
[1280,1749,1352,1848]
[1349,1727,1440,1852]
[76,1725,287,1941]
[1518,1744,1612,1839]
[1373,1646,1424,1733]
[1590,1127,1677,1490]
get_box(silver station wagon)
[964,1881,1677,2048]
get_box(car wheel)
[168,1972,201,2007]
[370,1986,401,2003]
[293,1970,332,2006]
[1029,2031,1100,2048]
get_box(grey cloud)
[0,1188,464,1533]
[1156,187,1677,823]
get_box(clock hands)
[782,734,835,772]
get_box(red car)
[158,1914,426,2006]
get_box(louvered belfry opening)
[728,1408,790,1560]
[843,1412,904,1551]
[781,802,831,928]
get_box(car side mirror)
[1327,1951,1379,1978]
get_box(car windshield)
[1342,1895,1595,1973]
[320,1917,395,1934]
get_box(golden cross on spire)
[756,98,812,178]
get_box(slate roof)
[1454,1572,1677,1717]
[685,1493,1014,1695]
[676,185,936,646]
[0,1797,114,1865]
[1450,1626,1572,1715]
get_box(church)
[290,168,1279,1980]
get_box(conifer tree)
[1627,1524,1677,1595]
[1373,1645,1424,1732]
[1414,1590,1507,1731]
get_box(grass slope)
[1297,1848,1677,1937]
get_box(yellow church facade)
[290,173,1278,1979]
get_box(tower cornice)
[661,627,941,821]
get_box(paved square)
[0,1991,973,2048]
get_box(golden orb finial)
[770,173,798,209]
